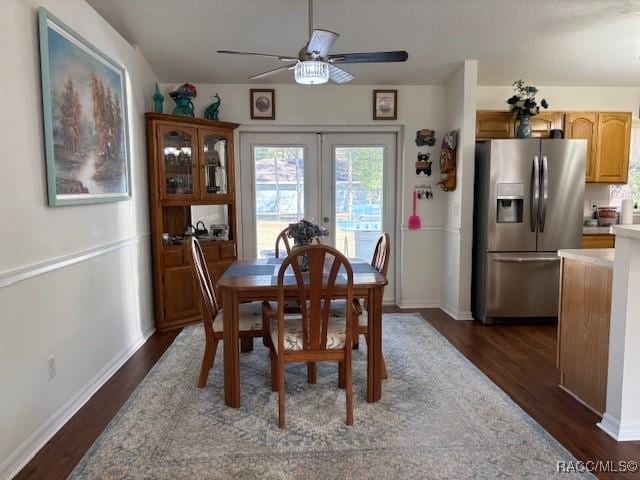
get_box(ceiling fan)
[217,0,408,85]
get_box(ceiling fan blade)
[329,65,354,84]
[248,63,297,80]
[329,50,409,64]
[306,29,339,57]
[217,50,298,62]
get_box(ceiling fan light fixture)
[294,60,329,85]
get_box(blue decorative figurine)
[153,82,164,113]
[204,93,222,121]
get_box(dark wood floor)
[15,308,640,479]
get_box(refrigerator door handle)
[530,156,540,232]
[492,256,560,263]
[539,156,549,232]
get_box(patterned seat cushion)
[212,302,267,333]
[329,300,368,327]
[270,316,347,352]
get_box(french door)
[239,132,396,302]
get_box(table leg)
[367,286,383,403]
[222,288,240,407]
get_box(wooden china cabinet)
[145,113,240,332]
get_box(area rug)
[70,314,592,479]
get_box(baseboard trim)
[440,302,474,321]
[0,233,151,289]
[396,300,441,309]
[0,326,155,480]
[598,413,640,441]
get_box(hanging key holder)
[415,184,433,200]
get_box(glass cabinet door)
[159,125,199,199]
[200,130,229,198]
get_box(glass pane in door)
[334,146,384,260]
[163,129,194,195]
[202,134,228,195]
[253,146,305,258]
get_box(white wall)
[0,0,157,477]
[441,60,478,319]
[164,83,449,307]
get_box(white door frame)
[236,125,404,306]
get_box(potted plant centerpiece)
[287,219,328,271]
[507,80,549,138]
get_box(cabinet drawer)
[163,248,183,267]
[220,243,236,259]
[200,243,221,262]
[582,234,615,249]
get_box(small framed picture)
[373,89,397,120]
[250,89,275,120]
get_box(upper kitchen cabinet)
[565,112,631,184]
[565,113,598,182]
[594,113,631,183]
[528,111,564,138]
[476,111,514,139]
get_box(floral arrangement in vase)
[288,219,328,246]
[507,80,549,138]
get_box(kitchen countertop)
[612,224,640,240]
[583,226,614,235]
[558,248,614,268]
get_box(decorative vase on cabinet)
[516,115,532,138]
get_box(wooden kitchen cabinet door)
[476,111,514,139]
[529,111,564,138]
[565,112,598,182]
[163,266,201,326]
[595,112,631,183]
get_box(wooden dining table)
[217,257,388,408]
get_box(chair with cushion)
[263,244,355,428]
[274,227,292,258]
[274,225,321,258]
[345,233,390,378]
[188,237,267,388]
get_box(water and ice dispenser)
[496,183,524,223]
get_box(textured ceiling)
[87,0,640,86]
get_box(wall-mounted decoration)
[373,89,397,120]
[438,130,458,192]
[204,93,222,120]
[169,83,197,117]
[38,7,130,206]
[153,82,164,113]
[415,129,436,146]
[416,152,432,176]
[250,89,275,120]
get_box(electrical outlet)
[590,200,599,210]
[48,355,56,380]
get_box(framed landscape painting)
[38,7,130,206]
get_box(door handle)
[323,217,330,223]
[531,156,540,232]
[493,256,559,263]
[539,156,549,233]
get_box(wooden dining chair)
[188,237,267,388]
[274,227,292,258]
[350,233,390,378]
[274,225,321,258]
[263,244,354,428]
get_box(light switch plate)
[590,200,598,210]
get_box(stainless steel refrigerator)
[472,139,586,324]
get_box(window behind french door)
[239,132,396,302]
